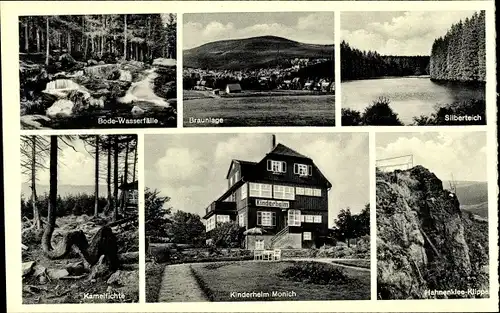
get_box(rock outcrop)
[377,166,489,299]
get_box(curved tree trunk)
[41,136,58,253]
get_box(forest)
[19,14,177,129]
[340,41,430,81]
[429,11,486,83]
[21,135,139,303]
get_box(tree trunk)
[67,32,71,54]
[45,17,50,66]
[123,15,127,60]
[31,136,42,229]
[94,135,100,217]
[41,136,58,254]
[132,139,137,182]
[113,137,119,221]
[120,141,130,212]
[36,27,40,53]
[24,18,29,52]
[106,136,112,214]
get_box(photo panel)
[182,12,336,127]
[375,131,489,299]
[340,11,486,126]
[21,134,139,303]
[144,132,370,302]
[19,14,177,130]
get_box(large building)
[203,136,331,250]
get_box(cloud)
[342,11,479,55]
[183,13,334,49]
[376,132,487,182]
[155,147,209,185]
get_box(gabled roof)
[267,143,310,160]
[225,159,257,179]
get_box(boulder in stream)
[46,99,74,118]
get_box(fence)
[376,154,414,172]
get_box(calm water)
[342,77,485,124]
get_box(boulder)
[131,106,145,116]
[46,99,74,118]
[33,264,47,277]
[20,114,52,129]
[107,270,138,287]
[118,70,132,82]
[22,261,35,277]
[42,79,91,101]
[46,268,70,280]
[87,59,98,66]
[98,60,105,65]
[153,58,176,67]
[84,64,120,80]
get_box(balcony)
[205,200,237,217]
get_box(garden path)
[157,263,208,302]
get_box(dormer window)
[267,160,286,173]
[294,163,312,176]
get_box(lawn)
[183,95,335,127]
[145,261,165,302]
[190,261,369,301]
[331,259,371,269]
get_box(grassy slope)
[184,36,334,70]
[145,262,165,302]
[190,261,369,301]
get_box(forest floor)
[20,54,177,129]
[22,214,139,304]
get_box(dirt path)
[157,263,207,302]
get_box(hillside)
[376,166,488,299]
[21,183,108,198]
[183,35,334,70]
[443,180,488,218]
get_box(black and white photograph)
[21,135,139,303]
[376,132,489,299]
[145,133,370,302]
[182,12,335,127]
[19,14,177,129]
[341,11,486,126]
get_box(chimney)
[271,134,276,150]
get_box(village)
[183,57,335,95]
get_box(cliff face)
[376,165,488,299]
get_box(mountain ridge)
[184,35,334,70]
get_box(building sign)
[255,199,290,209]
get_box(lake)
[183,95,335,127]
[341,77,485,125]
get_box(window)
[238,212,246,227]
[241,183,247,200]
[294,163,309,176]
[304,188,313,196]
[216,215,230,223]
[296,187,305,195]
[313,189,322,197]
[267,160,286,173]
[287,210,301,226]
[305,215,314,223]
[273,185,295,200]
[255,239,265,250]
[257,211,276,226]
[206,216,216,231]
[303,232,312,240]
[249,183,272,198]
[313,215,322,223]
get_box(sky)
[145,133,369,227]
[21,136,96,186]
[376,132,487,182]
[183,12,335,49]
[341,11,480,56]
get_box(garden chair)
[273,249,281,261]
[253,249,263,260]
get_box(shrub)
[280,261,349,285]
[362,97,403,126]
[341,108,363,126]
